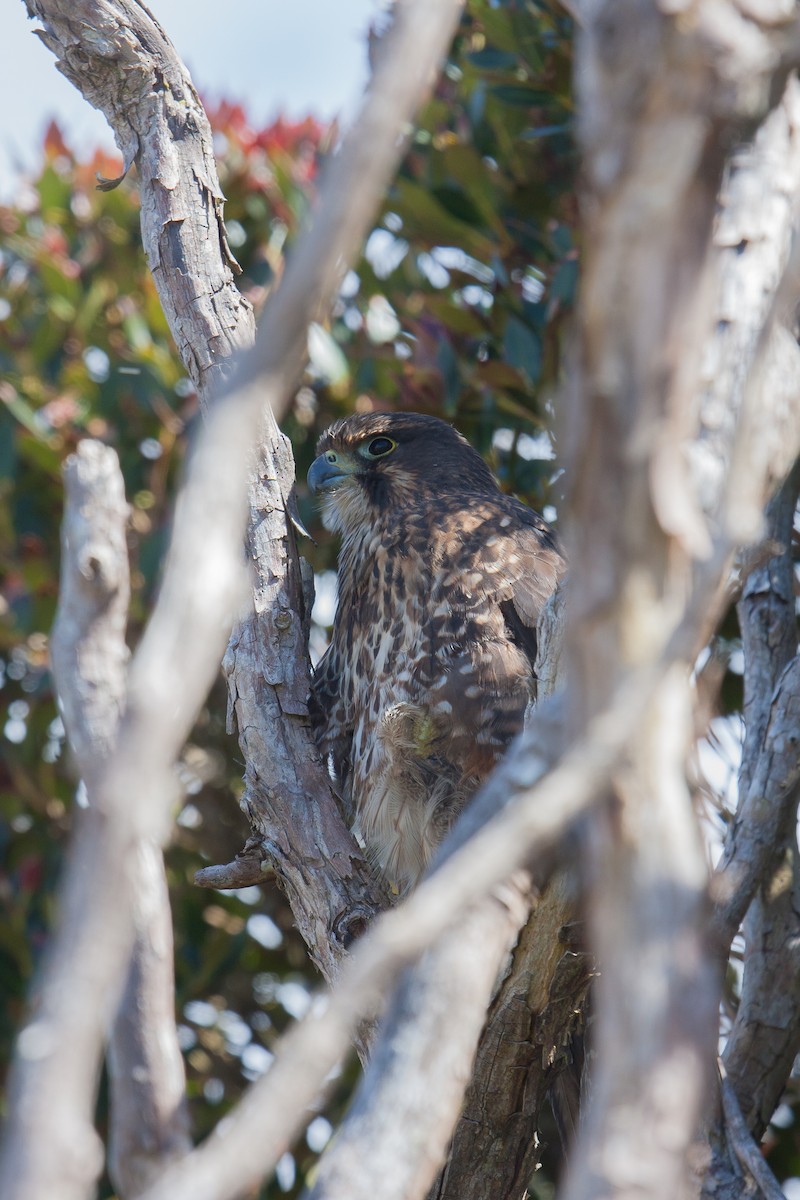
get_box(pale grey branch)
[305,881,533,1200]
[50,440,130,773]
[3,441,192,1200]
[559,7,800,1200]
[0,442,132,1200]
[108,840,192,1197]
[1,2,469,1198]
[23,0,466,985]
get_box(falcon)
[307,411,565,891]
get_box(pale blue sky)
[2,1,379,196]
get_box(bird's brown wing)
[499,500,566,676]
[423,499,566,785]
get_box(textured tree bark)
[558,6,800,1200]
[710,473,800,953]
[108,838,192,1197]
[3,4,465,1198]
[5,442,133,1200]
[430,872,590,1200]
[23,0,384,985]
[306,880,534,1200]
[701,469,800,1197]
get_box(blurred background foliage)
[0,0,782,1196]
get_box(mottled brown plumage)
[307,412,565,890]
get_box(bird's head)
[307,412,497,535]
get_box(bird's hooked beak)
[307,449,357,494]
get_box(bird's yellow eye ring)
[364,436,396,458]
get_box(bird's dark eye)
[364,436,396,458]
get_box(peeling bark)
[701,468,800,1198]
[559,6,800,1200]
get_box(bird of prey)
[307,411,565,891]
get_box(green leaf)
[425,296,486,336]
[122,311,153,353]
[549,258,579,308]
[47,295,75,323]
[431,185,484,227]
[0,411,16,481]
[436,339,461,413]
[503,315,541,382]
[392,179,496,261]
[37,165,71,216]
[490,86,552,108]
[520,122,572,140]
[39,260,80,306]
[476,8,518,53]
[466,48,518,70]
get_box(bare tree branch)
[21,0,470,985]
[738,466,800,800]
[700,467,800,1198]
[306,880,534,1200]
[557,6,800,1200]
[3,440,192,1199]
[696,69,800,965]
[49,440,130,773]
[725,834,800,1135]
[108,838,192,1197]
[693,78,800,525]
[710,657,800,949]
[1,2,467,1197]
[719,1067,785,1200]
[0,442,132,1197]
